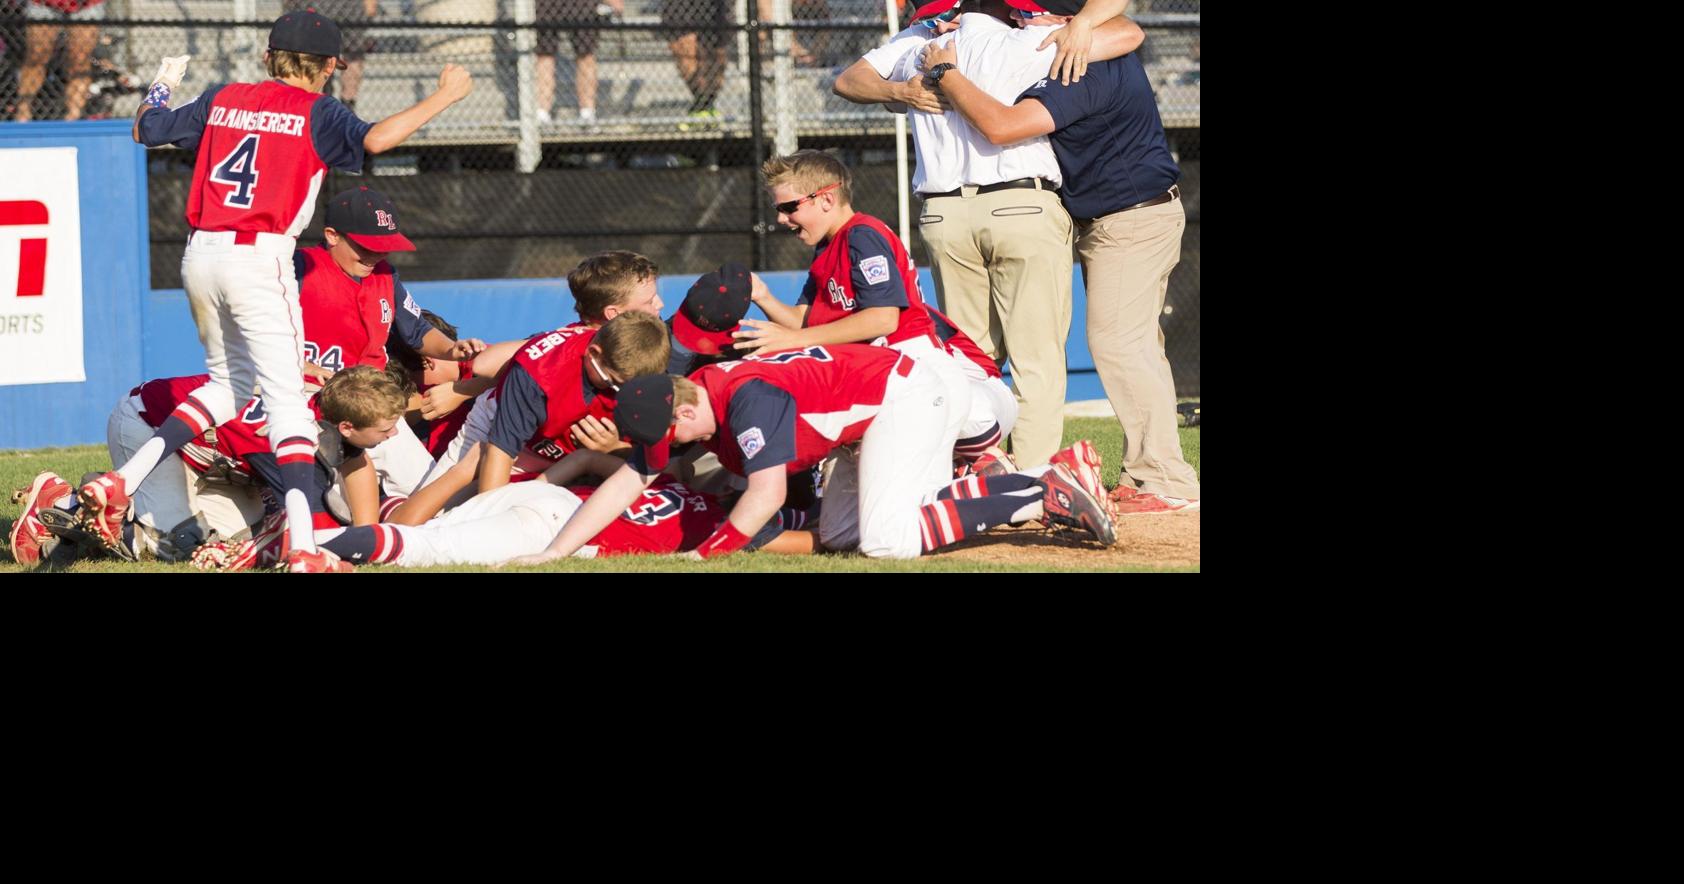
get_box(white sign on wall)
[1,147,85,386]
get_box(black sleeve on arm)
[487,365,547,458]
[724,380,799,473]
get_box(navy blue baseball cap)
[269,9,343,59]
[673,262,752,356]
[614,375,677,471]
[326,186,416,252]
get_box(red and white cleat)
[971,445,1019,479]
[189,510,288,572]
[1111,490,1199,515]
[1049,440,1105,502]
[1040,464,1117,546]
[282,547,353,573]
[9,471,72,566]
[76,471,132,553]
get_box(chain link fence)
[3,0,1198,392]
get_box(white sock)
[285,489,318,554]
[116,438,168,494]
[1007,488,1045,525]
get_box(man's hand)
[1039,16,1095,85]
[570,415,628,454]
[919,38,958,73]
[436,64,474,103]
[446,337,488,359]
[733,318,805,355]
[896,75,951,114]
[420,384,471,420]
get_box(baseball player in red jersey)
[738,150,1010,464]
[507,344,1114,565]
[77,9,473,573]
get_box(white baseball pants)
[107,394,264,558]
[178,230,317,450]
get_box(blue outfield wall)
[145,267,1109,399]
[0,120,151,451]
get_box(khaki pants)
[1076,198,1199,499]
[918,185,1073,468]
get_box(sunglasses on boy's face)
[775,182,840,216]
[920,8,960,28]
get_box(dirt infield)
[939,511,1201,570]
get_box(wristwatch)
[928,62,957,83]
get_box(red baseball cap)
[325,186,416,252]
[672,262,752,357]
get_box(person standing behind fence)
[282,0,379,114]
[78,10,474,573]
[11,0,104,122]
[660,0,731,124]
[923,1,1198,512]
[535,0,620,126]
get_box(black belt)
[1077,184,1181,224]
[920,177,1059,199]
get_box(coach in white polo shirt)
[834,0,1140,468]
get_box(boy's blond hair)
[670,376,701,409]
[318,365,407,428]
[594,311,672,380]
[265,49,332,83]
[761,149,853,206]
[568,250,659,324]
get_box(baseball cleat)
[9,471,72,566]
[1049,440,1105,502]
[190,510,288,572]
[76,471,132,554]
[283,547,354,573]
[37,507,130,561]
[1111,491,1199,515]
[972,445,1019,479]
[1040,464,1117,546]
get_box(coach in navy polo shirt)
[922,4,1200,512]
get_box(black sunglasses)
[775,182,840,215]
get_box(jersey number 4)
[211,134,261,209]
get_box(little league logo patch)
[403,292,421,318]
[737,427,766,459]
[859,255,891,286]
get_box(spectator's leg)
[60,21,96,120]
[983,187,1075,469]
[669,32,701,102]
[535,52,556,115]
[14,24,59,123]
[571,27,600,117]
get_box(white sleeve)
[862,26,931,78]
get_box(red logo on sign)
[1,200,48,297]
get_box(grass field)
[1,417,1199,574]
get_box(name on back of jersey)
[207,106,306,136]
[524,328,585,360]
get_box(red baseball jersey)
[692,344,910,476]
[132,374,226,476]
[184,81,334,236]
[296,245,398,371]
[574,478,727,556]
[803,213,937,348]
[494,325,616,465]
[927,304,1002,380]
